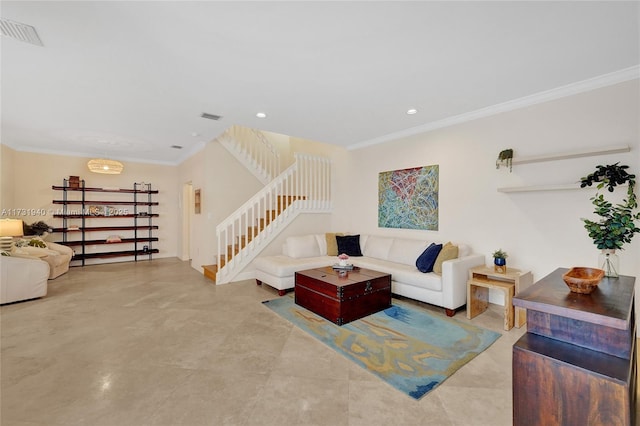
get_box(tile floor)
[0,258,593,425]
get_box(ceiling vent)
[0,19,43,46]
[201,112,222,121]
[171,145,183,149]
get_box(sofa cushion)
[284,235,321,258]
[253,255,332,277]
[433,242,459,275]
[416,243,442,273]
[325,233,344,256]
[16,246,60,257]
[388,238,429,266]
[336,235,363,256]
[356,257,442,292]
[362,236,394,260]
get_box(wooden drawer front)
[340,276,390,301]
[513,333,635,426]
[527,310,632,359]
[295,272,341,299]
[339,288,392,325]
[295,284,341,324]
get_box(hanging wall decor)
[496,149,514,172]
[194,189,201,214]
[378,165,439,230]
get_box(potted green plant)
[23,221,52,237]
[580,163,640,277]
[492,249,508,273]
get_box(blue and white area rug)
[263,295,501,399]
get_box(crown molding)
[348,66,640,151]
[1,140,207,166]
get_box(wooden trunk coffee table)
[294,266,392,325]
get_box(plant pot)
[494,257,506,273]
[599,249,619,278]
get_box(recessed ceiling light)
[407,108,418,115]
[256,112,267,118]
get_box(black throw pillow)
[336,234,363,257]
[416,243,443,273]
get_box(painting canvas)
[378,165,439,230]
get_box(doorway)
[181,182,192,261]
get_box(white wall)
[0,144,16,211]
[336,80,640,302]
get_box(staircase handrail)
[224,125,281,182]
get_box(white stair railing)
[219,125,281,184]
[215,153,331,284]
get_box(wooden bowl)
[562,267,605,294]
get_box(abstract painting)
[378,165,439,230]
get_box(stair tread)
[218,193,309,276]
[202,264,217,283]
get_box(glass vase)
[599,249,619,278]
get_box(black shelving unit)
[52,179,159,265]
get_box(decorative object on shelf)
[378,165,439,230]
[598,249,619,278]
[492,249,508,273]
[87,158,124,174]
[562,267,605,294]
[580,163,640,277]
[496,149,514,172]
[0,218,24,251]
[337,253,349,267]
[69,176,80,189]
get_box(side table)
[467,265,533,331]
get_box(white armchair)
[0,256,49,304]
[11,240,73,279]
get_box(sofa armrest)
[8,252,42,261]
[1,256,49,304]
[441,254,485,310]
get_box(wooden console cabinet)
[512,268,636,425]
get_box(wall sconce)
[88,159,124,174]
[0,218,24,251]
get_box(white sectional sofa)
[253,234,484,316]
[0,256,49,304]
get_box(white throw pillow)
[456,244,471,257]
[314,234,328,256]
[285,235,321,258]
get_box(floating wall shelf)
[498,184,578,193]
[498,145,631,192]
[511,145,630,165]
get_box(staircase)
[209,153,331,284]
[218,125,281,185]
